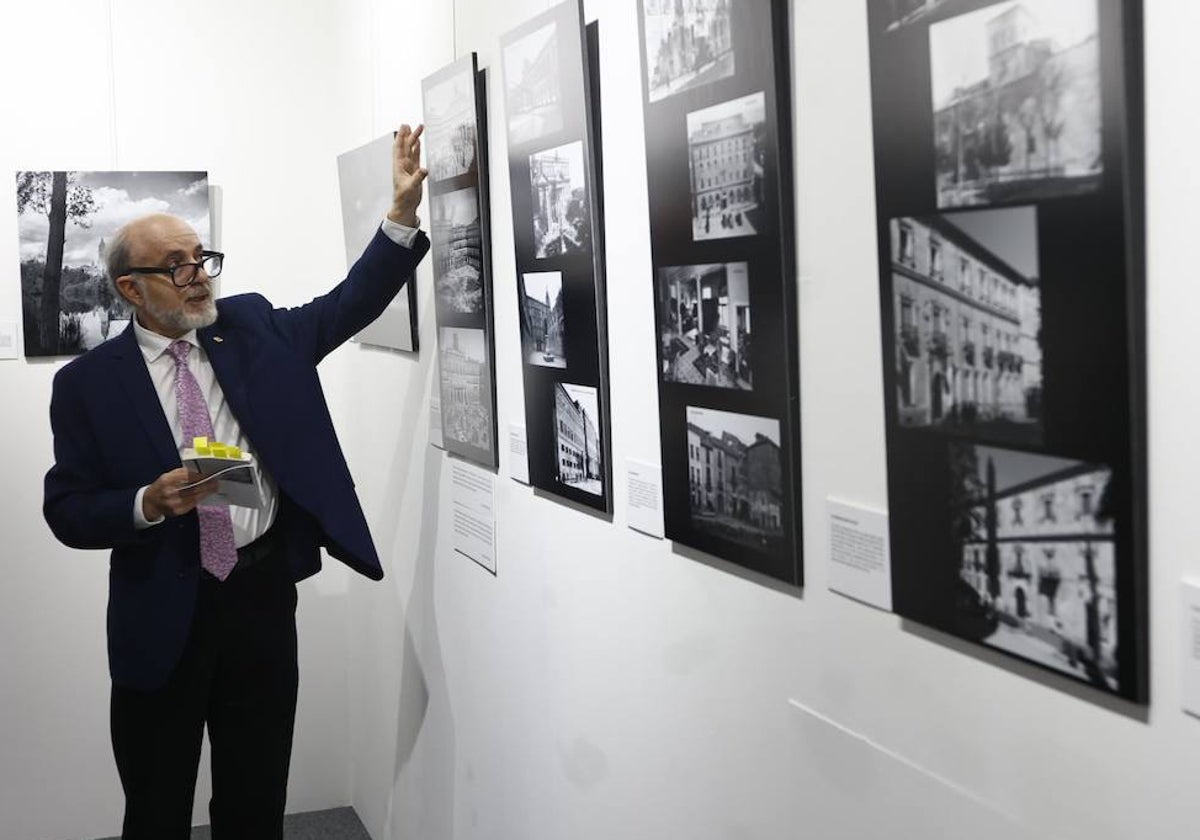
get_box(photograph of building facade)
[930,0,1102,208]
[520,271,567,368]
[425,70,478,182]
[439,327,493,452]
[642,0,734,103]
[686,407,783,548]
[554,383,602,496]
[687,92,766,241]
[657,262,752,390]
[432,188,484,314]
[955,444,1117,690]
[18,170,209,357]
[503,21,563,147]
[529,141,590,258]
[890,206,1042,444]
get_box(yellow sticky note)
[192,436,209,450]
[195,444,212,456]
[210,443,229,458]
[227,445,242,459]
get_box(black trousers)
[110,537,298,840]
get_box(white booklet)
[179,443,264,509]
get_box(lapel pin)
[212,336,224,343]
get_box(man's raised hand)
[388,123,428,227]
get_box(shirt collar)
[132,314,201,364]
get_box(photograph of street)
[657,262,752,390]
[432,187,484,314]
[686,406,783,549]
[529,141,590,258]
[687,92,766,241]
[642,0,735,103]
[554,382,603,496]
[519,271,567,368]
[890,205,1042,445]
[439,327,493,454]
[951,443,1117,691]
[930,0,1102,208]
[425,67,478,182]
[503,20,564,147]
[17,170,209,357]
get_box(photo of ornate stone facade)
[431,188,484,314]
[657,262,752,390]
[890,206,1042,445]
[554,383,602,496]
[529,141,590,258]
[520,271,566,368]
[930,0,1101,208]
[425,70,478,182]
[439,327,492,453]
[686,407,782,549]
[642,0,734,103]
[503,21,563,147]
[953,444,1117,690]
[687,92,766,241]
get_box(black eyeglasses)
[125,251,224,287]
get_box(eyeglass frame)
[124,250,225,288]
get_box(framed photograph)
[337,134,419,353]
[502,1,611,512]
[424,52,500,468]
[16,170,210,357]
[867,0,1146,701]
[638,0,801,584]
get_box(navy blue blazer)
[44,227,429,690]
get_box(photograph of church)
[438,327,493,454]
[657,261,752,390]
[641,0,734,103]
[554,382,603,496]
[890,205,1042,445]
[424,67,478,182]
[503,20,563,147]
[687,92,766,241]
[953,443,1117,691]
[431,187,484,315]
[519,271,567,369]
[529,141,590,258]
[686,406,783,550]
[929,0,1102,208]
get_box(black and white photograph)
[686,406,783,550]
[930,0,1102,208]
[657,262,752,390]
[337,134,418,352]
[554,382,603,496]
[17,170,209,357]
[432,187,484,314]
[503,20,563,147]
[687,91,766,241]
[519,271,567,369]
[642,0,735,103]
[529,141,590,258]
[425,69,478,182]
[891,205,1042,444]
[951,443,1117,691]
[439,327,494,455]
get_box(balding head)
[106,213,199,288]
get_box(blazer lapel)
[110,324,180,470]
[199,324,256,438]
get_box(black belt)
[235,525,282,571]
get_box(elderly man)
[43,125,428,839]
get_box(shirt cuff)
[133,485,165,530]
[380,217,420,249]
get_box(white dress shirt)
[133,217,419,545]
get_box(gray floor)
[96,806,371,839]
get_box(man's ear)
[115,276,143,308]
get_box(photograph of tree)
[529,141,590,258]
[951,444,1117,691]
[657,262,752,390]
[891,206,1042,445]
[432,187,483,315]
[642,0,735,103]
[930,0,1102,208]
[17,170,209,357]
[687,92,766,241]
[519,271,567,369]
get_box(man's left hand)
[388,123,428,228]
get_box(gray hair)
[105,223,136,302]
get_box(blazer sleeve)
[268,226,430,363]
[43,369,153,551]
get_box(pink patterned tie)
[168,340,239,581]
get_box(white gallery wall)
[3,1,1200,840]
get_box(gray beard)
[136,280,218,333]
